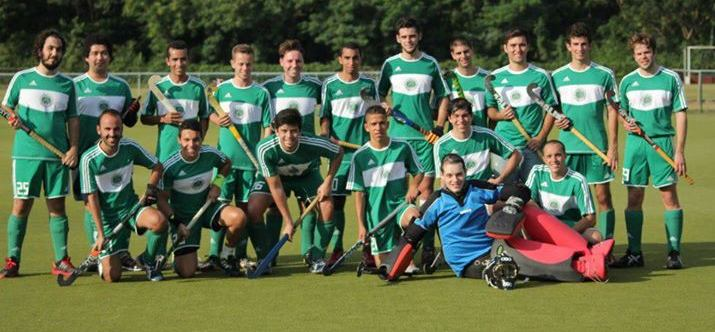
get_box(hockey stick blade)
[322,240,363,276]
[391,109,438,144]
[57,251,99,286]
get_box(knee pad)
[494,239,583,282]
[522,204,588,253]
[486,197,525,239]
[377,224,426,281]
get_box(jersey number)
[15,182,29,196]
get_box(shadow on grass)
[605,242,715,283]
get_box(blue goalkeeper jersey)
[416,183,500,277]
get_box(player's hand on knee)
[177,223,190,242]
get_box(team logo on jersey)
[368,159,376,166]
[288,101,299,110]
[277,89,285,94]
[466,160,476,170]
[510,91,522,102]
[192,179,204,189]
[381,169,391,180]
[500,78,509,84]
[278,158,286,164]
[224,92,232,98]
[640,94,653,107]
[632,81,640,87]
[405,79,417,91]
[287,165,301,175]
[40,94,52,107]
[175,106,185,113]
[232,104,244,118]
[111,174,123,185]
[548,201,559,210]
[84,88,92,94]
[540,181,548,187]
[29,80,38,86]
[395,66,402,72]
[99,100,109,111]
[563,76,571,82]
[574,88,586,102]
[179,170,187,176]
[335,89,343,96]
[350,102,360,112]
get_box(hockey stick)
[526,83,611,165]
[205,85,260,169]
[57,199,145,286]
[248,196,321,279]
[360,89,439,144]
[1,105,66,159]
[166,198,213,258]
[605,91,694,185]
[148,75,181,115]
[484,75,533,142]
[336,140,361,150]
[443,70,466,99]
[323,202,408,276]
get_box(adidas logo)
[335,89,343,96]
[451,149,459,154]
[540,181,548,187]
[84,88,92,93]
[500,78,509,84]
[563,76,571,82]
[224,92,232,98]
[29,80,37,86]
[632,81,640,87]
[368,159,376,166]
[178,170,187,176]
[278,158,286,164]
[395,66,402,72]
[99,165,107,172]
[277,89,285,94]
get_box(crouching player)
[247,108,343,273]
[379,154,614,285]
[158,120,248,277]
[347,105,423,272]
[80,110,168,282]
[526,140,602,244]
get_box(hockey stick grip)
[336,140,361,150]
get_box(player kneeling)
[378,154,614,287]
[158,120,247,277]
[80,110,168,282]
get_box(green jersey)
[619,66,686,137]
[445,68,490,127]
[484,64,558,148]
[346,139,423,221]
[525,164,595,227]
[79,138,158,220]
[213,80,273,171]
[256,134,340,178]
[320,73,376,146]
[2,67,77,160]
[142,75,209,161]
[74,73,133,152]
[262,75,322,134]
[552,62,617,153]
[161,146,227,219]
[434,126,515,180]
[378,53,449,139]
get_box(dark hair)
[34,29,65,61]
[365,105,387,117]
[98,108,122,123]
[450,37,472,51]
[339,42,361,57]
[394,16,421,35]
[166,40,189,58]
[179,119,203,136]
[83,34,113,60]
[279,39,304,58]
[449,98,473,115]
[629,32,656,53]
[542,139,566,154]
[566,22,591,44]
[503,28,529,45]
[440,153,466,173]
[273,108,302,130]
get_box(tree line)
[0,0,713,77]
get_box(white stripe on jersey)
[625,89,673,111]
[2,68,34,106]
[172,170,213,194]
[330,96,365,119]
[95,163,134,193]
[568,169,595,215]
[538,190,578,217]
[390,74,434,96]
[18,89,69,113]
[662,68,687,110]
[463,149,490,177]
[557,84,605,106]
[219,101,263,125]
[276,161,312,176]
[156,98,200,118]
[77,95,127,117]
[273,97,316,117]
[494,85,536,108]
[361,161,407,188]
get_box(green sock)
[312,220,335,259]
[664,209,683,252]
[248,221,269,260]
[625,210,644,254]
[300,212,317,257]
[265,210,282,250]
[83,210,96,248]
[144,229,166,266]
[209,229,226,257]
[49,215,69,261]
[7,215,28,262]
[598,209,615,239]
[330,209,345,251]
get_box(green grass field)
[0,85,714,331]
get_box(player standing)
[1,30,79,279]
[73,34,141,272]
[378,17,450,267]
[486,29,558,183]
[551,23,619,241]
[319,42,377,265]
[612,33,688,269]
[445,38,491,127]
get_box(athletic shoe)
[309,259,326,274]
[52,257,76,277]
[404,264,421,276]
[120,251,142,272]
[239,258,257,274]
[327,249,344,266]
[144,260,164,282]
[361,246,376,269]
[666,251,683,270]
[609,250,644,268]
[198,255,220,272]
[219,256,242,277]
[420,246,437,271]
[0,257,19,279]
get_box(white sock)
[220,243,235,260]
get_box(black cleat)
[219,256,242,277]
[120,251,142,272]
[666,251,683,270]
[609,250,644,268]
[198,255,220,272]
[420,246,437,273]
